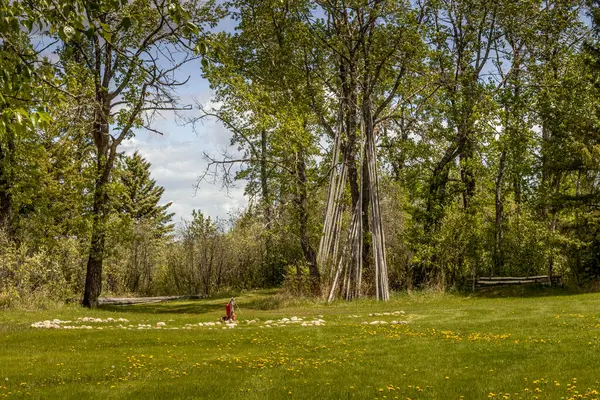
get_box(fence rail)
[467,275,562,290]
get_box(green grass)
[2,288,600,399]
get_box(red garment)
[226,303,232,317]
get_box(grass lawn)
[1,287,600,399]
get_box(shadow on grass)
[100,301,223,315]
[459,284,597,299]
[98,289,282,315]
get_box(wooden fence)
[467,275,563,291]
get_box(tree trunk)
[547,173,561,285]
[364,95,389,301]
[82,169,109,308]
[425,138,461,232]
[361,146,371,278]
[460,138,476,211]
[205,241,214,296]
[259,129,275,285]
[296,145,320,294]
[83,98,112,308]
[340,57,360,210]
[493,149,506,275]
[0,128,15,233]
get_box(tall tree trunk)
[391,125,409,182]
[259,129,275,284]
[494,149,506,275]
[513,175,522,216]
[296,145,320,294]
[0,128,15,233]
[460,139,476,211]
[83,98,112,308]
[363,93,389,301]
[205,241,214,296]
[83,165,109,308]
[548,173,561,285]
[340,58,360,210]
[361,146,371,277]
[425,138,461,233]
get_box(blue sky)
[121,14,247,226]
[121,56,248,225]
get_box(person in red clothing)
[222,297,236,321]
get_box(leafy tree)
[6,0,221,306]
[198,0,323,290]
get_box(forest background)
[2,0,600,308]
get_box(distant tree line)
[2,0,600,307]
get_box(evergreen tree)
[118,151,174,237]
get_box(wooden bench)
[467,275,563,291]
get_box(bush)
[0,230,85,309]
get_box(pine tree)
[118,151,174,237]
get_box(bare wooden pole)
[326,129,390,302]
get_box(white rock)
[31,321,60,329]
[156,322,166,327]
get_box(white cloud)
[118,70,250,225]
[122,121,248,224]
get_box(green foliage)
[116,151,175,236]
[0,230,84,309]
[2,0,600,306]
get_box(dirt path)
[98,295,204,306]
